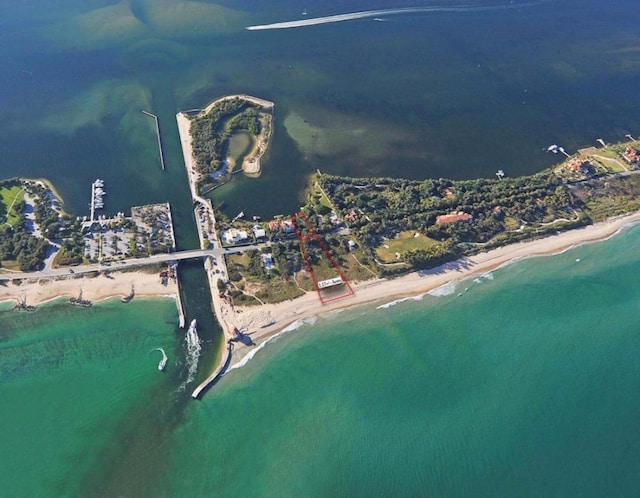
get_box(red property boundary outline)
[292,211,355,304]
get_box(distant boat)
[155,348,168,371]
[302,8,307,16]
[158,355,167,371]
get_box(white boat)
[158,356,167,371]
[155,348,168,371]
[188,319,197,330]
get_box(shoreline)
[0,270,178,308]
[228,209,640,368]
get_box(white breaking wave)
[376,294,425,310]
[427,280,458,297]
[227,317,317,372]
[184,320,201,385]
[246,2,542,31]
[473,272,494,284]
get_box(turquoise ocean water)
[2,227,640,496]
[2,0,640,495]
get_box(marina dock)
[90,179,105,222]
[142,110,166,171]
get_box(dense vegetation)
[315,146,640,272]
[321,172,580,239]
[0,223,49,271]
[189,98,261,179]
[0,180,50,270]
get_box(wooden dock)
[142,110,166,171]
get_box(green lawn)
[375,231,441,263]
[587,149,628,173]
[0,186,25,226]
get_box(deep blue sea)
[1,0,640,496]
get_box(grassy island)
[186,95,274,194]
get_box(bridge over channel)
[0,243,263,282]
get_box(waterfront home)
[435,211,473,225]
[621,146,640,165]
[252,225,267,239]
[221,228,249,245]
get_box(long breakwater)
[142,110,166,171]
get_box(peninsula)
[2,93,639,400]
[176,95,640,394]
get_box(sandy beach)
[229,209,640,366]
[0,270,177,308]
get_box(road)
[0,244,263,281]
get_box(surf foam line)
[246,2,543,31]
[227,317,317,372]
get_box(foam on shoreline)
[227,317,317,372]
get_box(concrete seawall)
[191,341,233,399]
[175,271,186,329]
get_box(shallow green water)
[2,1,640,495]
[156,225,640,497]
[0,299,182,497]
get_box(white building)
[221,228,248,245]
[253,225,267,239]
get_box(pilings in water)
[142,110,166,171]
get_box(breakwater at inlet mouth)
[245,2,544,30]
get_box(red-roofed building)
[621,146,640,164]
[435,211,473,225]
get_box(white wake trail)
[184,319,201,385]
[246,2,543,31]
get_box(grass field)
[0,186,25,226]
[375,231,441,263]
[227,252,305,304]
